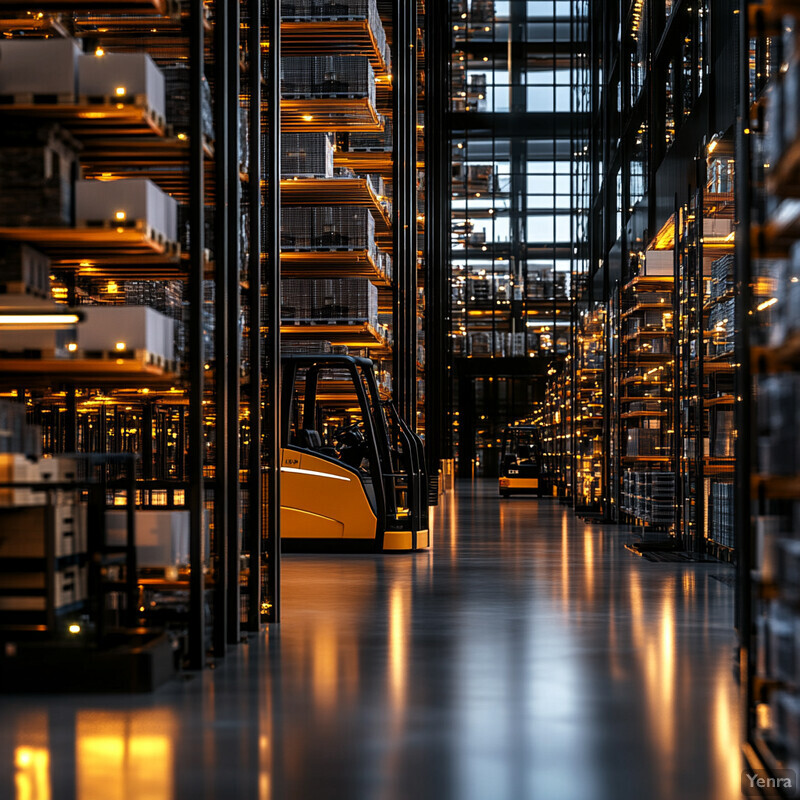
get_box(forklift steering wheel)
[334,423,367,468]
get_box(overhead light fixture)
[0,313,82,329]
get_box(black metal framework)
[393,0,418,427]
[424,0,453,490]
[264,0,281,623]
[187,0,207,671]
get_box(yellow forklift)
[280,354,430,551]
[498,424,547,497]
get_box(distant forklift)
[280,354,430,551]
[498,424,547,497]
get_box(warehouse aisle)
[0,481,741,800]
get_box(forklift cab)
[280,355,430,551]
[499,425,546,497]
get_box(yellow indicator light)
[115,342,126,351]
[114,210,126,221]
[68,624,81,634]
[67,343,78,352]
[302,114,314,121]
[177,132,188,141]
[95,47,105,57]
[115,86,126,96]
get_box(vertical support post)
[735,0,754,737]
[245,0,263,632]
[212,0,230,657]
[424,0,450,495]
[393,0,417,425]
[187,0,207,669]
[226,0,243,645]
[264,0,281,623]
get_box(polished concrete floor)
[1,481,742,800]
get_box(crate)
[0,244,50,300]
[77,305,177,368]
[162,65,214,139]
[281,56,376,106]
[78,52,166,123]
[76,178,178,245]
[281,0,390,70]
[0,38,81,99]
[281,277,378,323]
[0,124,77,227]
[348,116,392,151]
[281,206,376,251]
[281,133,334,178]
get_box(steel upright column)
[187,0,207,669]
[264,0,281,623]
[735,0,754,731]
[393,0,417,425]
[424,0,451,492]
[245,0,263,632]
[226,0,243,645]
[212,0,230,658]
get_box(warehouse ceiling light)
[0,313,81,329]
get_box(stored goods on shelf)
[75,178,177,244]
[281,277,378,323]
[78,51,166,121]
[282,56,376,106]
[0,38,81,98]
[77,305,177,369]
[0,244,50,300]
[281,133,335,178]
[0,124,78,227]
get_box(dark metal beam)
[264,0,281,624]
[212,0,230,658]
[187,0,206,670]
[245,0,263,633]
[226,0,242,646]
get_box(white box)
[0,39,81,98]
[54,564,87,610]
[75,178,177,243]
[703,218,734,239]
[106,509,190,567]
[78,52,165,120]
[0,453,41,507]
[642,250,674,276]
[77,305,175,366]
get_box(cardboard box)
[0,38,81,98]
[78,52,165,120]
[77,305,176,367]
[75,178,177,243]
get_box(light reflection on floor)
[1,481,741,800]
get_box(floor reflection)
[0,480,741,800]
